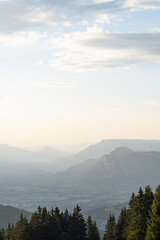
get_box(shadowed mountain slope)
[0,204,31,228]
[53,139,160,171]
[47,147,160,194]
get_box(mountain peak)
[110,146,134,156]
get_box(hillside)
[0,204,31,228]
[32,147,160,212]
[47,147,160,192]
[82,147,160,191]
[0,144,71,175]
[52,139,160,171]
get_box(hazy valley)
[0,139,160,213]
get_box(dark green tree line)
[0,204,100,240]
[1,185,160,240]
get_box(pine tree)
[54,206,63,238]
[10,214,30,240]
[103,214,116,240]
[123,192,136,239]
[86,215,93,239]
[62,209,71,234]
[30,206,54,240]
[145,185,160,240]
[5,223,13,240]
[127,188,146,240]
[92,221,101,240]
[50,207,58,239]
[69,205,86,240]
[144,185,154,221]
[59,209,72,240]
[86,216,100,240]
[115,207,128,240]
[129,192,135,209]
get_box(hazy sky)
[0,0,160,148]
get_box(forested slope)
[0,185,160,240]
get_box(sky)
[0,0,160,149]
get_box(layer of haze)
[0,0,160,148]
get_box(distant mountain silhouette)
[0,204,31,228]
[53,139,160,171]
[47,147,160,194]
[0,144,71,174]
[81,147,160,191]
[1,140,160,172]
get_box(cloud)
[123,0,160,10]
[0,0,160,34]
[21,8,71,27]
[0,31,45,47]
[0,0,159,71]
[95,12,123,24]
[48,29,160,71]
[37,83,81,88]
[95,13,112,24]
[94,0,115,3]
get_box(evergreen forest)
[0,185,160,240]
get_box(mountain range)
[0,139,160,212]
[50,139,160,171]
[45,146,160,193]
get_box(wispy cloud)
[48,29,160,71]
[123,0,160,10]
[0,0,160,71]
[0,0,160,34]
[21,8,71,27]
[0,31,45,47]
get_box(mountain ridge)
[0,204,31,228]
[53,139,160,171]
[46,147,160,194]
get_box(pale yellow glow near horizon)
[1,107,160,148]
